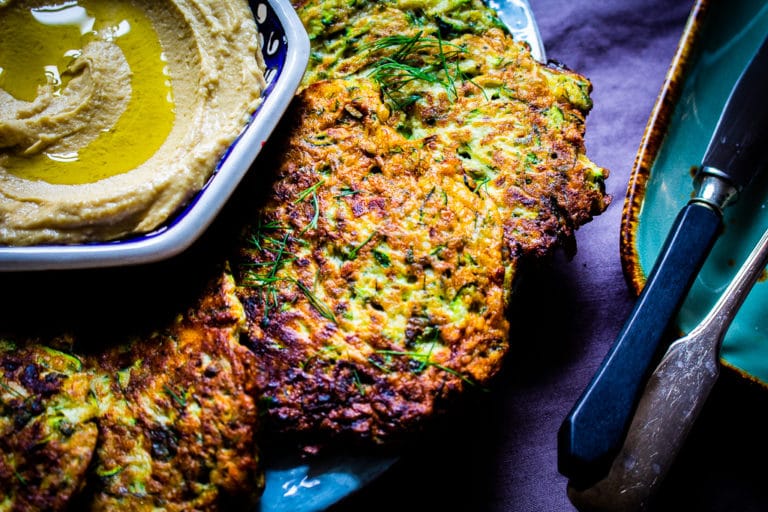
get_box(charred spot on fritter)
[0,338,98,512]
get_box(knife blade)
[558,33,768,488]
[486,0,547,63]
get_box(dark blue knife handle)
[558,201,722,488]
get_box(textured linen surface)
[330,1,768,511]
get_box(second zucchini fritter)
[86,272,262,511]
[232,0,610,446]
[0,341,98,512]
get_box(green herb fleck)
[372,249,391,267]
[294,279,337,323]
[41,346,83,371]
[335,186,359,198]
[430,244,447,256]
[294,179,326,203]
[14,468,27,486]
[352,369,365,396]
[163,384,187,408]
[365,32,470,110]
[96,465,124,478]
[473,176,491,194]
[347,231,377,260]
[0,380,25,399]
[374,349,478,387]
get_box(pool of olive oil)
[0,0,175,185]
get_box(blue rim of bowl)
[0,0,309,271]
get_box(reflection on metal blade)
[486,0,547,62]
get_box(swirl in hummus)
[0,0,266,245]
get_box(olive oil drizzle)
[0,0,175,185]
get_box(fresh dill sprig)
[242,255,337,324]
[346,230,377,260]
[246,216,289,251]
[0,380,25,399]
[335,186,359,198]
[473,175,491,194]
[246,229,294,285]
[13,468,27,486]
[163,384,188,408]
[303,192,320,234]
[243,217,295,323]
[373,349,478,387]
[293,278,337,322]
[364,32,468,109]
[294,179,325,234]
[430,244,446,256]
[352,368,365,395]
[242,178,336,323]
[294,178,326,203]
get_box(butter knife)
[487,0,546,62]
[567,223,768,511]
[558,34,768,487]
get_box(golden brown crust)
[86,272,262,511]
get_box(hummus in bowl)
[0,0,306,263]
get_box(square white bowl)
[0,0,309,271]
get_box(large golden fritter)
[233,22,608,445]
[0,272,263,511]
[231,0,609,446]
[235,78,512,443]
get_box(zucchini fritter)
[0,340,98,512]
[236,78,512,443]
[86,272,262,511]
[232,0,609,445]
[0,273,263,511]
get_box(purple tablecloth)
[329,1,768,510]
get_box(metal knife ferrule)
[692,166,739,212]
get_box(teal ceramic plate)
[257,1,544,510]
[621,0,768,386]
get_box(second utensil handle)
[558,201,721,486]
[567,225,768,511]
[567,335,720,512]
